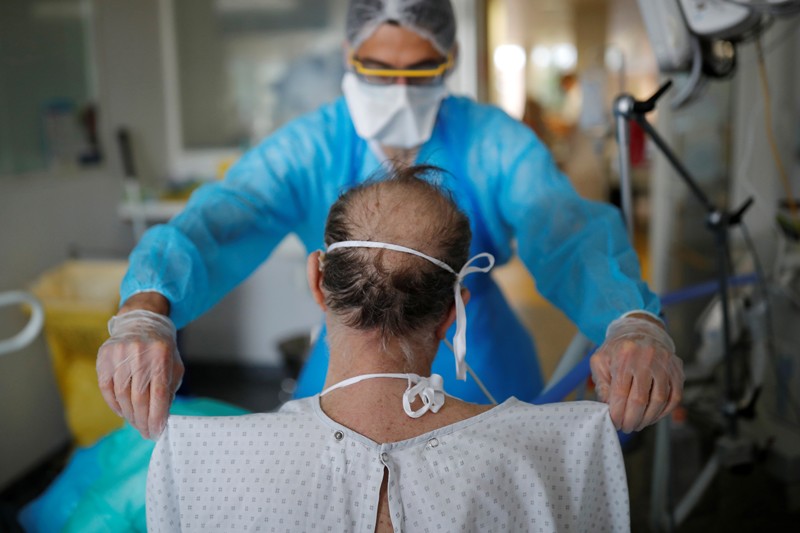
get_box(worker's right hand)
[97,309,183,440]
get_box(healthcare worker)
[97,0,684,440]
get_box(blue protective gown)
[122,95,660,403]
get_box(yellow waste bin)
[31,260,128,446]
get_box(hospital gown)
[147,398,630,532]
[123,95,660,402]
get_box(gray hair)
[322,165,471,360]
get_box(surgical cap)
[346,0,457,54]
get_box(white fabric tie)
[320,373,445,418]
[325,240,495,381]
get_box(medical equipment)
[630,5,800,527]
[678,0,762,39]
[639,2,800,59]
[636,2,693,72]
[615,82,752,435]
[0,291,44,357]
[647,228,800,530]
[636,0,800,107]
[612,80,763,529]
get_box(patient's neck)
[319,323,490,443]
[322,326,433,389]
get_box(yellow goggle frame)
[348,52,454,80]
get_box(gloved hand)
[590,314,684,433]
[96,309,184,440]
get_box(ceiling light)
[531,46,552,69]
[493,44,527,72]
[552,43,577,70]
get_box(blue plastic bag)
[19,397,248,532]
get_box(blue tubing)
[532,351,594,405]
[659,272,759,307]
[532,273,759,407]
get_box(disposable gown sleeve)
[121,118,323,329]
[493,122,660,345]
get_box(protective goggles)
[348,52,454,86]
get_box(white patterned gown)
[147,397,629,532]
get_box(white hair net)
[346,0,457,54]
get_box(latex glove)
[590,315,684,433]
[97,309,183,439]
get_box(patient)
[147,165,630,532]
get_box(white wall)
[181,237,322,366]
[0,0,160,490]
[94,0,170,188]
[450,0,484,100]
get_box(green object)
[776,211,800,241]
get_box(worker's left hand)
[590,314,684,433]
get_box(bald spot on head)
[321,165,471,345]
[339,177,462,268]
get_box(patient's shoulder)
[505,398,611,420]
[444,397,495,418]
[488,399,613,437]
[508,398,610,418]
[165,396,319,434]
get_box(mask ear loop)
[442,338,497,405]
[325,242,499,405]
[447,252,498,405]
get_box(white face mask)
[342,72,448,149]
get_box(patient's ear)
[436,288,470,340]
[307,251,327,311]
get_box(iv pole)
[613,81,754,531]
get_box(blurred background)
[0,0,799,531]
